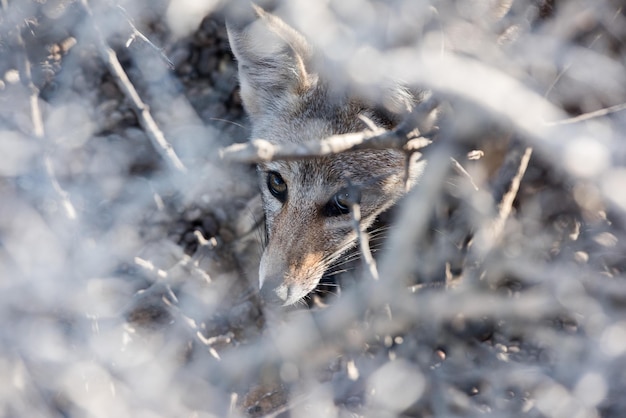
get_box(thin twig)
[115,5,175,69]
[346,185,379,281]
[468,145,533,263]
[44,157,77,219]
[403,152,413,192]
[220,129,432,163]
[450,157,479,191]
[79,0,187,173]
[491,146,533,239]
[15,25,77,219]
[545,102,626,126]
[220,100,438,163]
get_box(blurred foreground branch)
[13,21,77,219]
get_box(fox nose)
[259,278,290,305]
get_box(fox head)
[227,5,420,306]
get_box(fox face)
[227,5,420,306]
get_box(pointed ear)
[227,5,316,119]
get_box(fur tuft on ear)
[227,5,317,119]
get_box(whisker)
[320,283,340,287]
[323,257,357,272]
[367,235,387,243]
[297,295,310,309]
[316,289,340,298]
[369,224,394,233]
[329,251,361,264]
[207,118,250,131]
[327,257,361,271]
[368,243,388,252]
[368,228,395,240]
[322,269,349,278]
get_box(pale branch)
[15,25,77,220]
[403,152,412,192]
[220,99,439,164]
[450,157,479,191]
[545,102,626,126]
[44,157,78,220]
[220,129,432,163]
[79,0,187,173]
[115,5,175,70]
[466,143,533,268]
[346,185,379,281]
[493,146,533,239]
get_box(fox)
[227,5,423,306]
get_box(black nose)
[259,278,289,305]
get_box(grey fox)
[227,5,422,306]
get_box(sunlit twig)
[79,0,187,173]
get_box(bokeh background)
[1,0,625,416]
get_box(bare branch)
[220,99,439,163]
[467,144,533,265]
[545,102,626,126]
[450,157,479,191]
[79,0,187,173]
[492,146,533,239]
[115,5,175,70]
[346,185,379,281]
[15,25,77,220]
[220,129,432,163]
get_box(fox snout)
[258,202,353,306]
[258,246,327,306]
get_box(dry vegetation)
[1,0,626,417]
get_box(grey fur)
[228,5,422,305]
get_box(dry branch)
[220,99,440,163]
[347,186,379,281]
[14,24,77,220]
[116,5,175,70]
[464,143,534,276]
[79,0,187,173]
[545,102,626,126]
[220,124,432,163]
[492,146,533,240]
[450,157,479,191]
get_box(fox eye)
[267,171,287,202]
[323,187,359,217]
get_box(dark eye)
[267,171,287,202]
[323,187,359,217]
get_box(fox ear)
[227,5,316,119]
